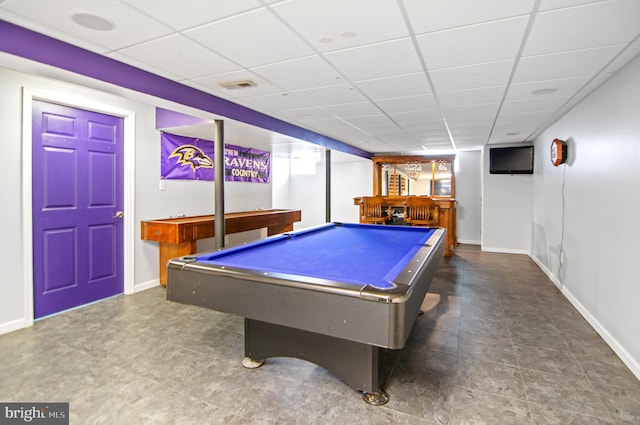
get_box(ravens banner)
[161,132,270,183]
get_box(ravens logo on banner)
[169,145,213,171]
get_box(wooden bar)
[141,209,302,285]
[354,196,456,256]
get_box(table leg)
[244,318,393,405]
[159,241,196,286]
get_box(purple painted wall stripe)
[0,20,372,159]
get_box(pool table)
[166,222,445,405]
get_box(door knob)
[113,211,124,219]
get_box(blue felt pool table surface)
[195,222,437,290]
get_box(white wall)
[0,66,274,333]
[482,146,533,253]
[331,153,372,223]
[455,150,482,244]
[531,54,640,378]
[272,153,326,230]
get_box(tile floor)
[1,244,639,424]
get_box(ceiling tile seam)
[259,2,410,146]
[486,0,541,144]
[523,32,640,142]
[109,2,280,79]
[538,0,611,14]
[396,0,455,151]
[118,0,266,33]
[518,42,634,61]
[411,12,535,37]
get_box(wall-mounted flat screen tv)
[489,146,534,174]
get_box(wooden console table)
[353,196,456,256]
[141,209,302,285]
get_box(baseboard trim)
[531,253,640,382]
[134,279,160,293]
[481,246,530,255]
[456,239,480,245]
[0,318,27,336]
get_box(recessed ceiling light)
[71,13,115,31]
[319,37,332,44]
[531,88,558,96]
[342,31,358,39]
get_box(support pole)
[214,119,225,250]
[325,149,331,223]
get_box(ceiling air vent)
[218,80,257,90]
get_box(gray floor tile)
[2,245,638,424]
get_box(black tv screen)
[489,146,534,174]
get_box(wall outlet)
[159,180,166,191]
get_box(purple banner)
[224,143,270,183]
[161,132,214,180]
[161,133,270,183]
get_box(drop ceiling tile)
[179,78,234,99]
[275,106,335,122]
[495,111,550,126]
[321,102,382,118]
[241,92,313,111]
[403,0,535,34]
[505,76,592,102]
[1,0,173,50]
[193,70,282,98]
[488,132,536,144]
[451,127,491,140]
[524,0,640,56]
[292,84,367,106]
[492,112,550,140]
[390,109,443,125]
[514,45,626,83]
[447,116,496,129]
[603,42,640,74]
[559,73,616,111]
[272,0,408,52]
[443,103,500,119]
[0,9,111,53]
[106,51,184,81]
[311,118,361,130]
[320,125,374,139]
[355,73,431,100]
[118,34,241,79]
[344,114,397,128]
[429,60,514,93]
[250,56,342,91]
[375,95,438,115]
[401,120,449,132]
[185,8,314,67]
[324,38,423,81]
[438,86,505,108]
[500,96,570,114]
[538,0,603,12]
[417,16,528,70]
[120,0,261,30]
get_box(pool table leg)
[244,318,394,405]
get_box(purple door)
[32,100,124,319]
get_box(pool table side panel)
[167,267,399,348]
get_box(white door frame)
[22,87,136,327]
